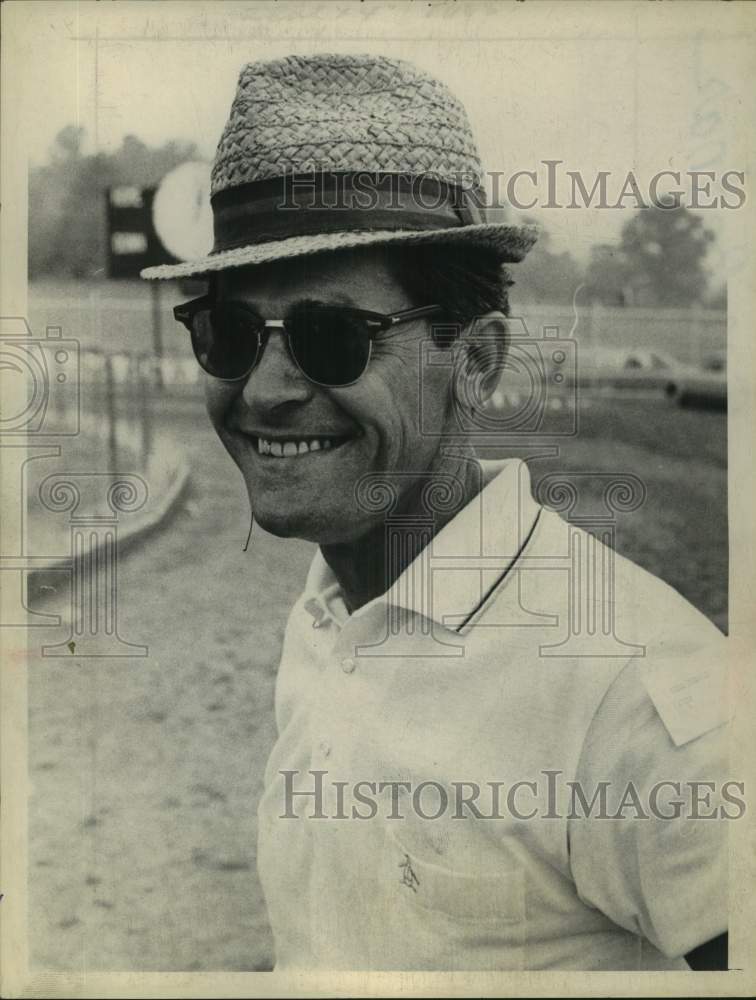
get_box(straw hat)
[141,53,537,280]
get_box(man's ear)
[452,311,508,413]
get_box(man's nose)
[241,328,312,410]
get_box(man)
[143,53,730,971]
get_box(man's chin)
[251,505,335,543]
[253,512,302,539]
[251,502,369,545]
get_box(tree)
[509,217,585,305]
[583,207,716,308]
[29,128,200,279]
[52,125,86,162]
[618,206,715,307]
[585,243,631,306]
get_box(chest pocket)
[379,824,526,970]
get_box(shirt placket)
[304,587,350,783]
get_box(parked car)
[665,350,727,409]
[567,346,689,391]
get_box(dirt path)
[28,408,313,971]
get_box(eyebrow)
[216,286,358,314]
[291,294,356,310]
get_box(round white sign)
[152,161,213,262]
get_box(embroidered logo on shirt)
[399,853,420,893]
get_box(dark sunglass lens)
[289,308,371,386]
[190,303,260,379]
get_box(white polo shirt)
[257,459,730,971]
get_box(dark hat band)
[210,173,485,254]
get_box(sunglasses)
[173,296,443,387]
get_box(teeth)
[257,436,343,458]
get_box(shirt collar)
[302,458,540,634]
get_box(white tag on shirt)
[639,646,732,747]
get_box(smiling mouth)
[246,434,354,458]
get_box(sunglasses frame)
[173,295,444,386]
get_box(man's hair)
[387,243,513,331]
[208,243,512,318]
[388,243,513,398]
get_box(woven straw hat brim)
[140,222,537,280]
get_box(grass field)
[516,394,727,630]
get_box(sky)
[9,1,753,273]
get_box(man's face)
[204,248,462,544]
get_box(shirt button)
[341,656,356,674]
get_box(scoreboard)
[105,163,213,279]
[105,185,179,279]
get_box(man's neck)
[320,452,493,614]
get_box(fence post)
[104,353,118,471]
[138,353,153,464]
[692,304,705,366]
[150,282,164,388]
[587,300,599,351]
[85,347,104,455]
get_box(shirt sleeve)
[568,654,731,959]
